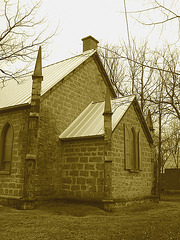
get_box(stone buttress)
[103,87,114,211]
[19,47,43,209]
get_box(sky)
[39,0,180,66]
[41,0,127,64]
[1,0,179,68]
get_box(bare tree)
[121,38,156,112]
[130,0,180,28]
[0,0,57,85]
[149,46,180,120]
[99,39,180,197]
[99,39,155,113]
[157,120,180,174]
[99,44,126,96]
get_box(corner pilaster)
[103,87,114,211]
[20,47,43,210]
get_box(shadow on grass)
[36,200,108,217]
[35,200,174,217]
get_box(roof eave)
[60,134,104,141]
[132,98,153,145]
[111,96,135,133]
[93,52,117,98]
[0,103,30,113]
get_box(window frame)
[0,122,14,175]
[124,124,142,172]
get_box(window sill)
[129,169,141,173]
[0,170,11,175]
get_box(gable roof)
[59,95,153,144]
[0,50,116,110]
[60,95,134,139]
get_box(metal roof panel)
[0,50,96,110]
[59,96,135,139]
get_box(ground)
[0,195,180,240]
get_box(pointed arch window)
[124,124,142,172]
[0,123,13,173]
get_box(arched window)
[0,123,13,172]
[138,130,142,171]
[124,124,142,172]
[130,127,136,170]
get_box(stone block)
[98,185,104,193]
[88,186,96,192]
[62,177,72,184]
[85,164,94,170]
[81,147,86,152]
[80,171,89,177]
[77,177,85,184]
[89,157,102,162]
[80,157,88,163]
[97,178,104,185]
[62,185,70,190]
[67,157,78,162]
[69,171,79,176]
[62,164,70,170]
[77,163,83,170]
[71,163,77,169]
[81,185,86,191]
[65,148,74,153]
[87,147,97,152]
[86,178,96,185]
[71,185,80,191]
[90,171,98,178]
[96,163,104,170]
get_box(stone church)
[0,36,156,209]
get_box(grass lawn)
[0,196,180,240]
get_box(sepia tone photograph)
[0,0,180,239]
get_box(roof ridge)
[12,50,96,79]
[43,49,96,69]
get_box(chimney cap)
[81,35,99,52]
[81,35,99,43]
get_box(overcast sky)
[40,0,180,65]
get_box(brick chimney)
[81,35,99,52]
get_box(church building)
[0,36,156,210]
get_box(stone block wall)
[111,104,155,201]
[36,57,109,198]
[0,108,29,198]
[61,138,104,201]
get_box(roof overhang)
[0,103,30,113]
[60,134,104,141]
[132,97,153,145]
[93,52,117,98]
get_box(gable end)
[92,52,117,98]
[132,98,153,145]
